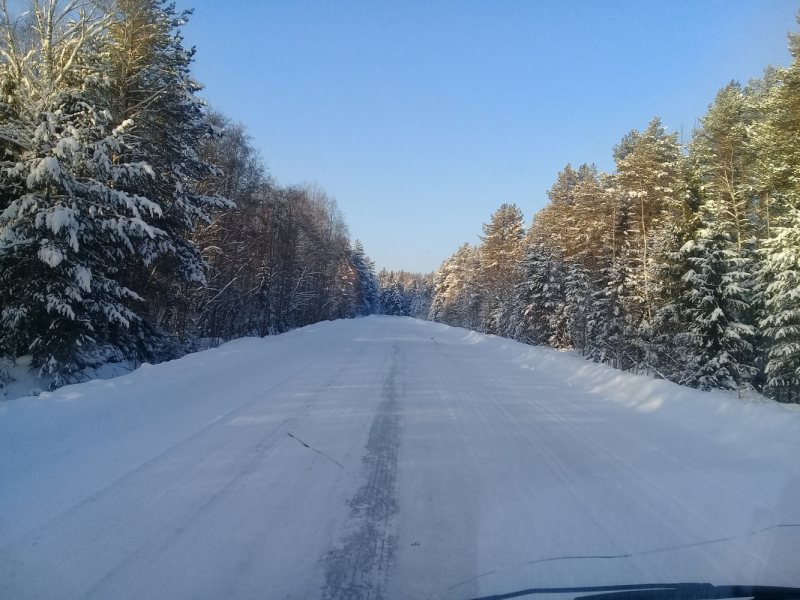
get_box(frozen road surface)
[2,316,799,599]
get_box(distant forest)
[429,12,800,402]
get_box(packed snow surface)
[1,316,798,600]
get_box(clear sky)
[182,1,798,274]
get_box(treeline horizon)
[3,1,800,406]
[428,12,800,403]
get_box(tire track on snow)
[323,341,402,600]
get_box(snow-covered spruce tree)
[350,240,378,316]
[379,283,405,316]
[0,1,227,384]
[662,81,761,390]
[646,181,701,382]
[102,0,231,339]
[648,222,696,382]
[453,264,484,330]
[759,211,800,398]
[584,256,629,368]
[563,260,591,355]
[677,196,756,391]
[752,12,800,400]
[513,244,569,347]
[408,272,434,320]
[375,269,431,319]
[0,2,142,382]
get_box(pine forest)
[430,14,800,403]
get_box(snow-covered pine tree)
[529,166,623,276]
[611,118,687,374]
[534,165,580,252]
[429,243,481,328]
[689,83,757,251]
[478,203,525,336]
[569,165,609,268]
[744,67,782,242]
[614,118,685,336]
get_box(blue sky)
[183,1,798,273]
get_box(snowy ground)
[1,316,799,600]
[1,355,135,400]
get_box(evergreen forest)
[0,0,384,389]
[3,1,800,405]
[429,11,800,402]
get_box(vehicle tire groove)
[323,340,402,600]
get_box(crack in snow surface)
[287,432,348,472]
[442,523,800,596]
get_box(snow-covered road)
[2,316,799,599]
